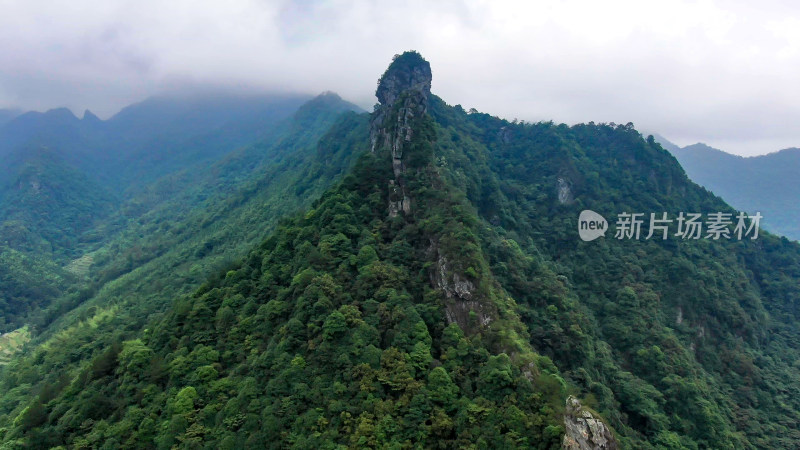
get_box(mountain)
[0,92,358,333]
[0,92,313,193]
[0,108,97,173]
[0,88,363,373]
[2,52,800,449]
[102,92,316,189]
[0,91,318,236]
[0,148,117,330]
[0,147,118,257]
[0,109,21,127]
[654,136,800,241]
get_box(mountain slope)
[2,51,572,450]
[0,148,117,331]
[655,136,800,241]
[0,92,369,442]
[0,109,21,127]
[0,147,118,258]
[0,248,71,332]
[0,93,357,334]
[428,106,800,448]
[103,92,315,190]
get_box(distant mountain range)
[655,134,800,241]
[0,93,315,193]
[0,91,361,330]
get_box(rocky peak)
[82,109,100,122]
[375,51,432,107]
[562,396,618,450]
[370,51,433,217]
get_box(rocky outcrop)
[371,52,495,334]
[562,396,617,450]
[369,51,432,217]
[428,244,496,331]
[374,54,432,107]
[557,177,573,204]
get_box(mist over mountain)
[655,135,800,241]
[0,53,798,449]
[0,92,321,191]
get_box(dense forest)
[0,52,799,448]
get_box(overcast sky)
[0,0,798,156]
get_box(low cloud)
[1,0,798,155]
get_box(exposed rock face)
[372,52,494,334]
[374,53,432,108]
[498,126,512,144]
[369,52,432,217]
[563,396,618,450]
[433,254,475,300]
[429,246,496,331]
[557,177,573,204]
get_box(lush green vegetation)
[0,327,30,366]
[0,66,571,447]
[1,53,799,448]
[0,93,325,334]
[428,98,800,448]
[0,148,115,330]
[0,148,117,258]
[0,93,357,334]
[0,92,369,444]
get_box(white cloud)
[0,0,798,155]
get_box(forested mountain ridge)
[1,52,799,449]
[0,92,357,333]
[428,103,800,448]
[0,91,368,441]
[0,147,117,258]
[0,147,117,330]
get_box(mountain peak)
[82,109,101,122]
[43,107,78,121]
[370,51,434,217]
[375,51,432,106]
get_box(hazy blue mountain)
[655,135,800,240]
[0,108,21,127]
[0,108,95,166]
[102,92,317,189]
[0,92,323,263]
[0,92,318,193]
